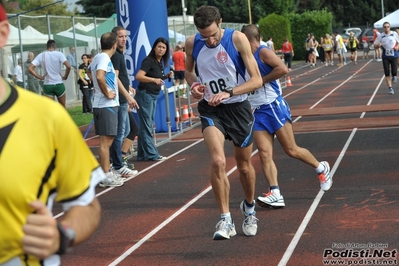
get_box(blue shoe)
[392,76,397,84]
[389,88,394,95]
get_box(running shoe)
[257,191,285,208]
[318,161,333,191]
[155,156,168,161]
[389,88,394,95]
[213,219,236,240]
[240,201,258,236]
[99,173,124,188]
[114,165,138,177]
[392,76,397,84]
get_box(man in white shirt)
[88,32,125,188]
[28,40,71,107]
[13,58,23,87]
[334,31,346,66]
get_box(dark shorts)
[43,83,66,98]
[198,99,254,148]
[350,48,357,52]
[174,71,185,80]
[93,107,118,136]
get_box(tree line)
[5,0,397,29]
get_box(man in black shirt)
[109,26,139,180]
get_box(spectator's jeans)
[135,89,160,161]
[110,102,130,170]
[284,52,292,68]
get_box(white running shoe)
[213,219,236,240]
[318,161,333,191]
[99,173,124,188]
[114,165,138,177]
[389,88,394,95]
[240,201,258,236]
[257,191,285,208]
[155,156,168,161]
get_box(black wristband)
[56,222,75,255]
[228,89,234,97]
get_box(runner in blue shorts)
[242,25,333,209]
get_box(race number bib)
[385,49,394,56]
[203,76,235,99]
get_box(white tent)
[6,24,49,46]
[374,9,399,28]
[168,29,186,44]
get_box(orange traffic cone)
[189,107,196,118]
[181,105,189,120]
[175,107,180,122]
[286,76,293,86]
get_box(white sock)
[221,212,231,222]
[271,188,281,196]
[315,162,324,174]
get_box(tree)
[76,0,115,17]
[20,0,73,16]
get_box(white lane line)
[278,128,357,266]
[108,165,241,266]
[278,60,380,265]
[53,139,204,219]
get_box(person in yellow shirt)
[0,1,104,264]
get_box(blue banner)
[116,0,170,88]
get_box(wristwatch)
[56,222,75,255]
[228,89,234,97]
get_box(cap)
[0,2,7,22]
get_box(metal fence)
[1,14,244,105]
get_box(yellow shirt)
[0,83,104,265]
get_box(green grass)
[67,106,93,127]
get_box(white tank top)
[192,29,247,104]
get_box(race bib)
[385,49,394,56]
[203,76,235,99]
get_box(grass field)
[67,106,93,127]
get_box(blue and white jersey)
[192,28,247,104]
[89,52,119,108]
[247,45,282,109]
[374,31,399,59]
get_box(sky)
[65,0,83,12]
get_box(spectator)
[266,36,275,52]
[135,37,173,161]
[185,6,262,240]
[77,54,92,113]
[334,31,346,66]
[87,32,124,187]
[24,51,41,94]
[241,24,332,209]
[362,38,370,59]
[66,46,77,68]
[348,31,359,65]
[172,44,187,98]
[319,36,325,64]
[110,25,139,177]
[13,58,23,87]
[324,33,334,66]
[28,40,71,108]
[373,28,382,61]
[0,2,104,264]
[281,37,294,70]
